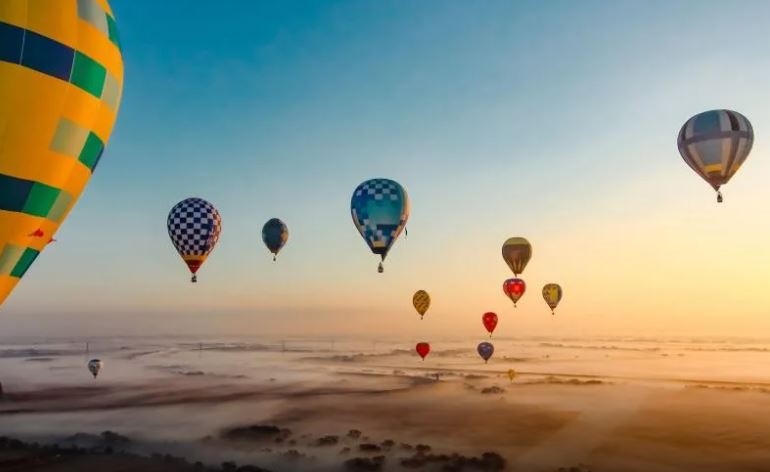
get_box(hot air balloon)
[507,369,517,382]
[482,312,498,337]
[0,1,124,307]
[416,342,430,360]
[502,238,532,276]
[477,342,494,363]
[351,178,410,273]
[503,278,526,307]
[87,359,103,379]
[167,198,222,283]
[542,283,563,315]
[413,290,430,320]
[262,218,288,261]
[678,110,754,203]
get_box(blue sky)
[3,0,770,338]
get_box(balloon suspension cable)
[378,261,384,273]
[717,190,723,203]
[191,274,197,283]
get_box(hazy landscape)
[1,336,769,471]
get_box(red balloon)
[416,342,430,360]
[482,312,498,336]
[503,278,526,307]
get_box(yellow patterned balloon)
[412,290,430,319]
[542,283,563,315]
[501,237,532,276]
[0,0,123,307]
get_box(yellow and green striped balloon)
[0,0,123,306]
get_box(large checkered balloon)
[0,0,123,307]
[350,178,410,273]
[167,198,222,282]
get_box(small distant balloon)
[167,198,222,283]
[482,312,498,337]
[87,359,103,379]
[350,178,410,273]
[677,109,753,203]
[262,218,289,261]
[542,283,563,315]
[477,342,494,363]
[502,237,532,276]
[507,369,517,382]
[416,342,430,360]
[413,290,431,319]
[503,278,526,307]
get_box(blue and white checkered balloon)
[167,197,222,282]
[350,178,409,272]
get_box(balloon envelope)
[262,218,288,260]
[502,237,532,276]
[507,369,517,382]
[503,278,526,306]
[0,2,124,306]
[88,359,103,379]
[167,198,222,282]
[351,179,410,271]
[413,290,430,318]
[477,342,494,363]
[542,283,563,314]
[416,342,430,360]
[678,109,753,201]
[482,312,498,336]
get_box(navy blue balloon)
[477,342,494,363]
[262,218,288,261]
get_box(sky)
[2,0,770,340]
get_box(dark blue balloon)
[262,218,288,260]
[477,342,494,363]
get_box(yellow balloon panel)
[0,0,123,307]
